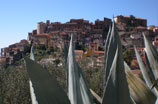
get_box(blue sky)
[0,0,158,49]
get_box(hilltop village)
[1,15,158,68]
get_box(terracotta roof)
[90,42,97,45]
[64,31,76,33]
[75,50,83,53]
[12,48,19,51]
[15,42,24,45]
[94,51,104,54]
[60,32,66,35]
[65,22,77,25]
[82,32,86,34]
[36,33,50,37]
[50,31,59,34]
[129,48,144,51]
[132,70,141,74]
[136,26,146,30]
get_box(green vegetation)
[123,48,132,65]
[0,48,104,104]
[79,57,104,97]
[0,65,31,104]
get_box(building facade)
[114,15,147,27]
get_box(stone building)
[70,19,90,30]
[15,39,29,53]
[37,22,47,34]
[0,39,30,66]
[1,47,10,57]
[28,17,112,50]
[148,25,155,31]
[153,36,158,48]
[93,18,112,30]
[153,27,158,33]
[32,33,50,47]
[0,56,9,67]
[114,15,147,27]
[49,31,63,48]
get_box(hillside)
[0,47,105,104]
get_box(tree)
[123,48,132,65]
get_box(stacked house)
[1,15,158,67]
[0,40,30,67]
